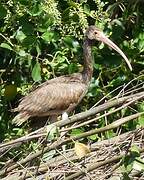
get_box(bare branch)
[65,147,144,180]
[0,112,143,176]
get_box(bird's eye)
[94,31,98,35]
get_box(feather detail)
[11,108,19,112]
[12,112,30,126]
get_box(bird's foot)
[62,112,69,121]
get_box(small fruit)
[4,84,17,100]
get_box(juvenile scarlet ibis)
[12,26,132,126]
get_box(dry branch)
[7,128,144,179]
[65,148,144,180]
[62,93,144,131]
[71,112,144,140]
[56,91,144,127]
[0,112,143,177]
[0,91,143,153]
[0,89,144,179]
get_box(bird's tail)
[11,107,19,112]
[12,112,30,126]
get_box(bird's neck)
[82,38,93,83]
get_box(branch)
[2,128,144,179]
[56,92,144,127]
[62,94,144,131]
[65,147,144,180]
[0,91,143,152]
[0,112,143,176]
[0,134,46,153]
[71,112,144,140]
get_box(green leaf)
[16,30,26,42]
[0,4,7,19]
[32,62,41,82]
[89,134,98,141]
[22,36,36,47]
[0,43,12,50]
[18,50,26,57]
[22,22,34,35]
[121,155,133,173]
[36,44,41,56]
[122,172,131,180]
[68,63,79,74]
[28,3,42,16]
[4,84,17,101]
[41,31,55,42]
[17,0,29,5]
[138,115,144,126]
[84,4,90,14]
[46,124,58,140]
[63,36,74,47]
[133,158,144,171]
[138,39,144,52]
[71,128,84,136]
[130,145,140,155]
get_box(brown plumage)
[12,26,132,126]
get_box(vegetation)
[0,0,144,179]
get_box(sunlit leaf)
[46,124,58,140]
[16,30,26,42]
[36,44,41,56]
[28,3,42,16]
[133,158,144,171]
[74,142,90,159]
[84,4,90,14]
[130,145,140,155]
[41,31,55,42]
[89,134,98,141]
[32,62,41,82]
[18,50,26,57]
[71,128,84,136]
[0,43,12,50]
[138,115,144,126]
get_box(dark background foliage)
[0,0,144,143]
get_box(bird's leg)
[62,112,69,121]
[49,115,58,123]
[62,103,77,121]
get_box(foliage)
[0,0,144,177]
[121,145,144,178]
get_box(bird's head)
[85,26,132,71]
[85,26,102,41]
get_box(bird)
[12,26,132,126]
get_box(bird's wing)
[17,79,87,116]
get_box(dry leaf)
[74,142,90,159]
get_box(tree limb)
[65,147,144,180]
[0,112,143,176]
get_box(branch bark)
[0,91,143,152]
[0,112,143,176]
[65,148,144,180]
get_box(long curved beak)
[98,32,132,71]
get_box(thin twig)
[61,94,144,131]
[65,148,144,180]
[1,91,143,153]
[2,128,143,179]
[0,112,143,176]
